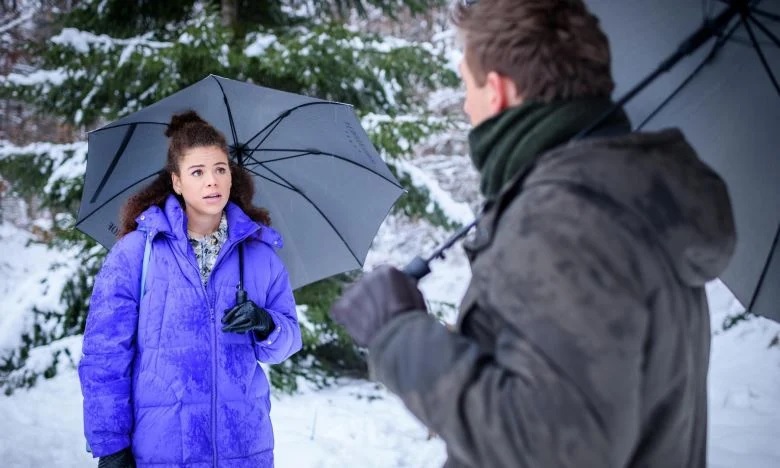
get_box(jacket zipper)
[209,297,217,468]
[183,228,256,467]
[183,251,218,467]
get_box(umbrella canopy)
[76,74,404,290]
[584,0,780,321]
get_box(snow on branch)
[0,10,34,35]
[394,158,474,226]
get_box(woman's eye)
[191,170,202,177]
[217,167,227,174]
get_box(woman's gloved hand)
[222,300,276,339]
[98,447,135,468]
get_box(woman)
[79,110,302,467]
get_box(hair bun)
[165,110,207,137]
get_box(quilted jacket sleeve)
[253,249,302,364]
[78,232,144,457]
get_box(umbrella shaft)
[659,2,739,74]
[427,219,479,263]
[578,2,740,141]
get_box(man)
[330,0,736,466]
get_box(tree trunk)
[221,0,237,29]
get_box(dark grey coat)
[369,129,736,468]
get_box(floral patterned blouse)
[188,212,228,286]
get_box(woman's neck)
[187,212,221,238]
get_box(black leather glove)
[329,265,426,347]
[222,299,276,339]
[98,447,135,468]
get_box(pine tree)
[0,0,461,393]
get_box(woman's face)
[171,145,232,222]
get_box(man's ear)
[485,71,522,114]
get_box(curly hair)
[451,0,614,103]
[118,110,270,237]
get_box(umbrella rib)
[89,121,168,134]
[241,165,364,267]
[575,3,740,139]
[252,115,285,152]
[637,22,738,130]
[248,148,404,190]
[76,170,162,228]
[753,7,780,23]
[239,163,296,191]
[748,221,780,312]
[89,123,137,203]
[741,14,780,96]
[749,13,780,49]
[211,76,242,160]
[242,149,312,166]
[242,165,298,192]
[727,36,777,47]
[244,102,351,149]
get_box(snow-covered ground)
[0,369,448,467]
[706,282,780,468]
[1,217,779,467]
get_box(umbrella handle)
[235,242,247,304]
[235,287,247,305]
[402,256,432,281]
[402,219,479,281]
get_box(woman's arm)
[253,251,302,364]
[78,233,144,457]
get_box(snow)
[245,33,279,57]
[0,68,67,87]
[431,28,462,74]
[0,223,80,354]
[0,370,447,467]
[50,28,172,54]
[50,28,171,54]
[394,158,475,227]
[273,382,446,467]
[706,282,780,467]
[0,10,34,35]
[0,140,88,199]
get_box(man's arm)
[369,186,649,467]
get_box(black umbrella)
[583,0,780,321]
[76,74,404,290]
[406,0,779,322]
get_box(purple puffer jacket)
[79,195,302,467]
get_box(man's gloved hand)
[329,265,426,347]
[222,300,276,339]
[98,447,135,468]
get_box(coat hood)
[135,194,283,249]
[528,129,736,286]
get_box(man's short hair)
[451,0,615,103]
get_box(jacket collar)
[135,194,284,249]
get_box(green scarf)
[469,97,631,199]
